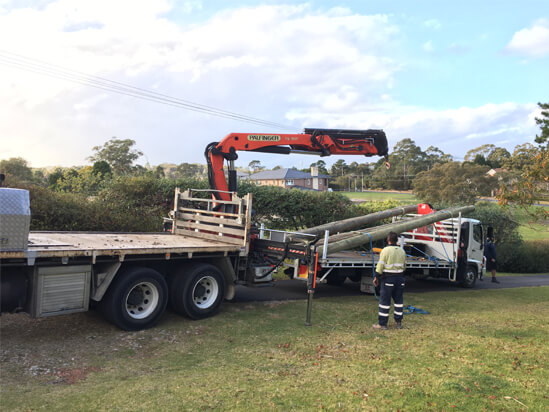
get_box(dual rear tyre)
[99,263,225,330]
[169,263,225,320]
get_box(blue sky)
[0,0,547,169]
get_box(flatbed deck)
[321,250,453,269]
[0,231,243,261]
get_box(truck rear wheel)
[326,268,359,285]
[99,267,168,331]
[326,271,347,286]
[169,263,225,320]
[460,265,477,288]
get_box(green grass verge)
[2,287,548,411]
[514,206,549,241]
[340,191,418,203]
[519,225,549,241]
[496,272,549,277]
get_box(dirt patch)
[54,366,103,384]
[0,309,199,386]
[1,311,115,385]
[0,304,243,387]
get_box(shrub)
[238,183,355,230]
[25,177,211,232]
[95,176,208,232]
[501,240,549,273]
[27,186,104,231]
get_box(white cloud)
[505,19,549,57]
[422,40,434,53]
[0,2,402,168]
[423,19,441,30]
[0,1,541,172]
[465,127,521,140]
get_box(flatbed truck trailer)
[0,188,277,331]
[1,184,485,331]
[2,128,393,330]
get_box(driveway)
[233,274,549,302]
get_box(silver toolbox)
[31,265,92,317]
[0,188,30,250]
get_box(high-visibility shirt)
[376,245,406,275]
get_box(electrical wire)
[0,50,297,131]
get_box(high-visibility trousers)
[378,274,405,326]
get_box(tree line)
[3,100,546,209]
[1,105,547,272]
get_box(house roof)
[247,168,330,180]
[486,168,507,176]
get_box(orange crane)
[205,128,390,202]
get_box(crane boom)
[205,128,389,201]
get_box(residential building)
[246,167,330,191]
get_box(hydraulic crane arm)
[205,128,389,201]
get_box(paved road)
[233,275,549,302]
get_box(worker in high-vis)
[373,231,407,330]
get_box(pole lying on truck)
[323,205,475,254]
[293,204,419,238]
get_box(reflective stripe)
[376,245,406,274]
[385,263,404,268]
[378,312,389,317]
[394,311,403,316]
[379,304,390,309]
[394,304,403,308]
[385,283,394,286]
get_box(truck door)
[469,222,483,262]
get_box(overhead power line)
[0,50,297,131]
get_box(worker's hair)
[388,231,399,244]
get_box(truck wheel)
[169,263,225,320]
[100,267,168,331]
[460,265,477,288]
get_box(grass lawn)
[497,272,549,277]
[340,190,418,203]
[513,206,549,241]
[1,287,547,411]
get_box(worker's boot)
[372,324,388,330]
[491,277,500,284]
[395,321,403,329]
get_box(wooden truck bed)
[0,231,243,261]
[1,189,253,263]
